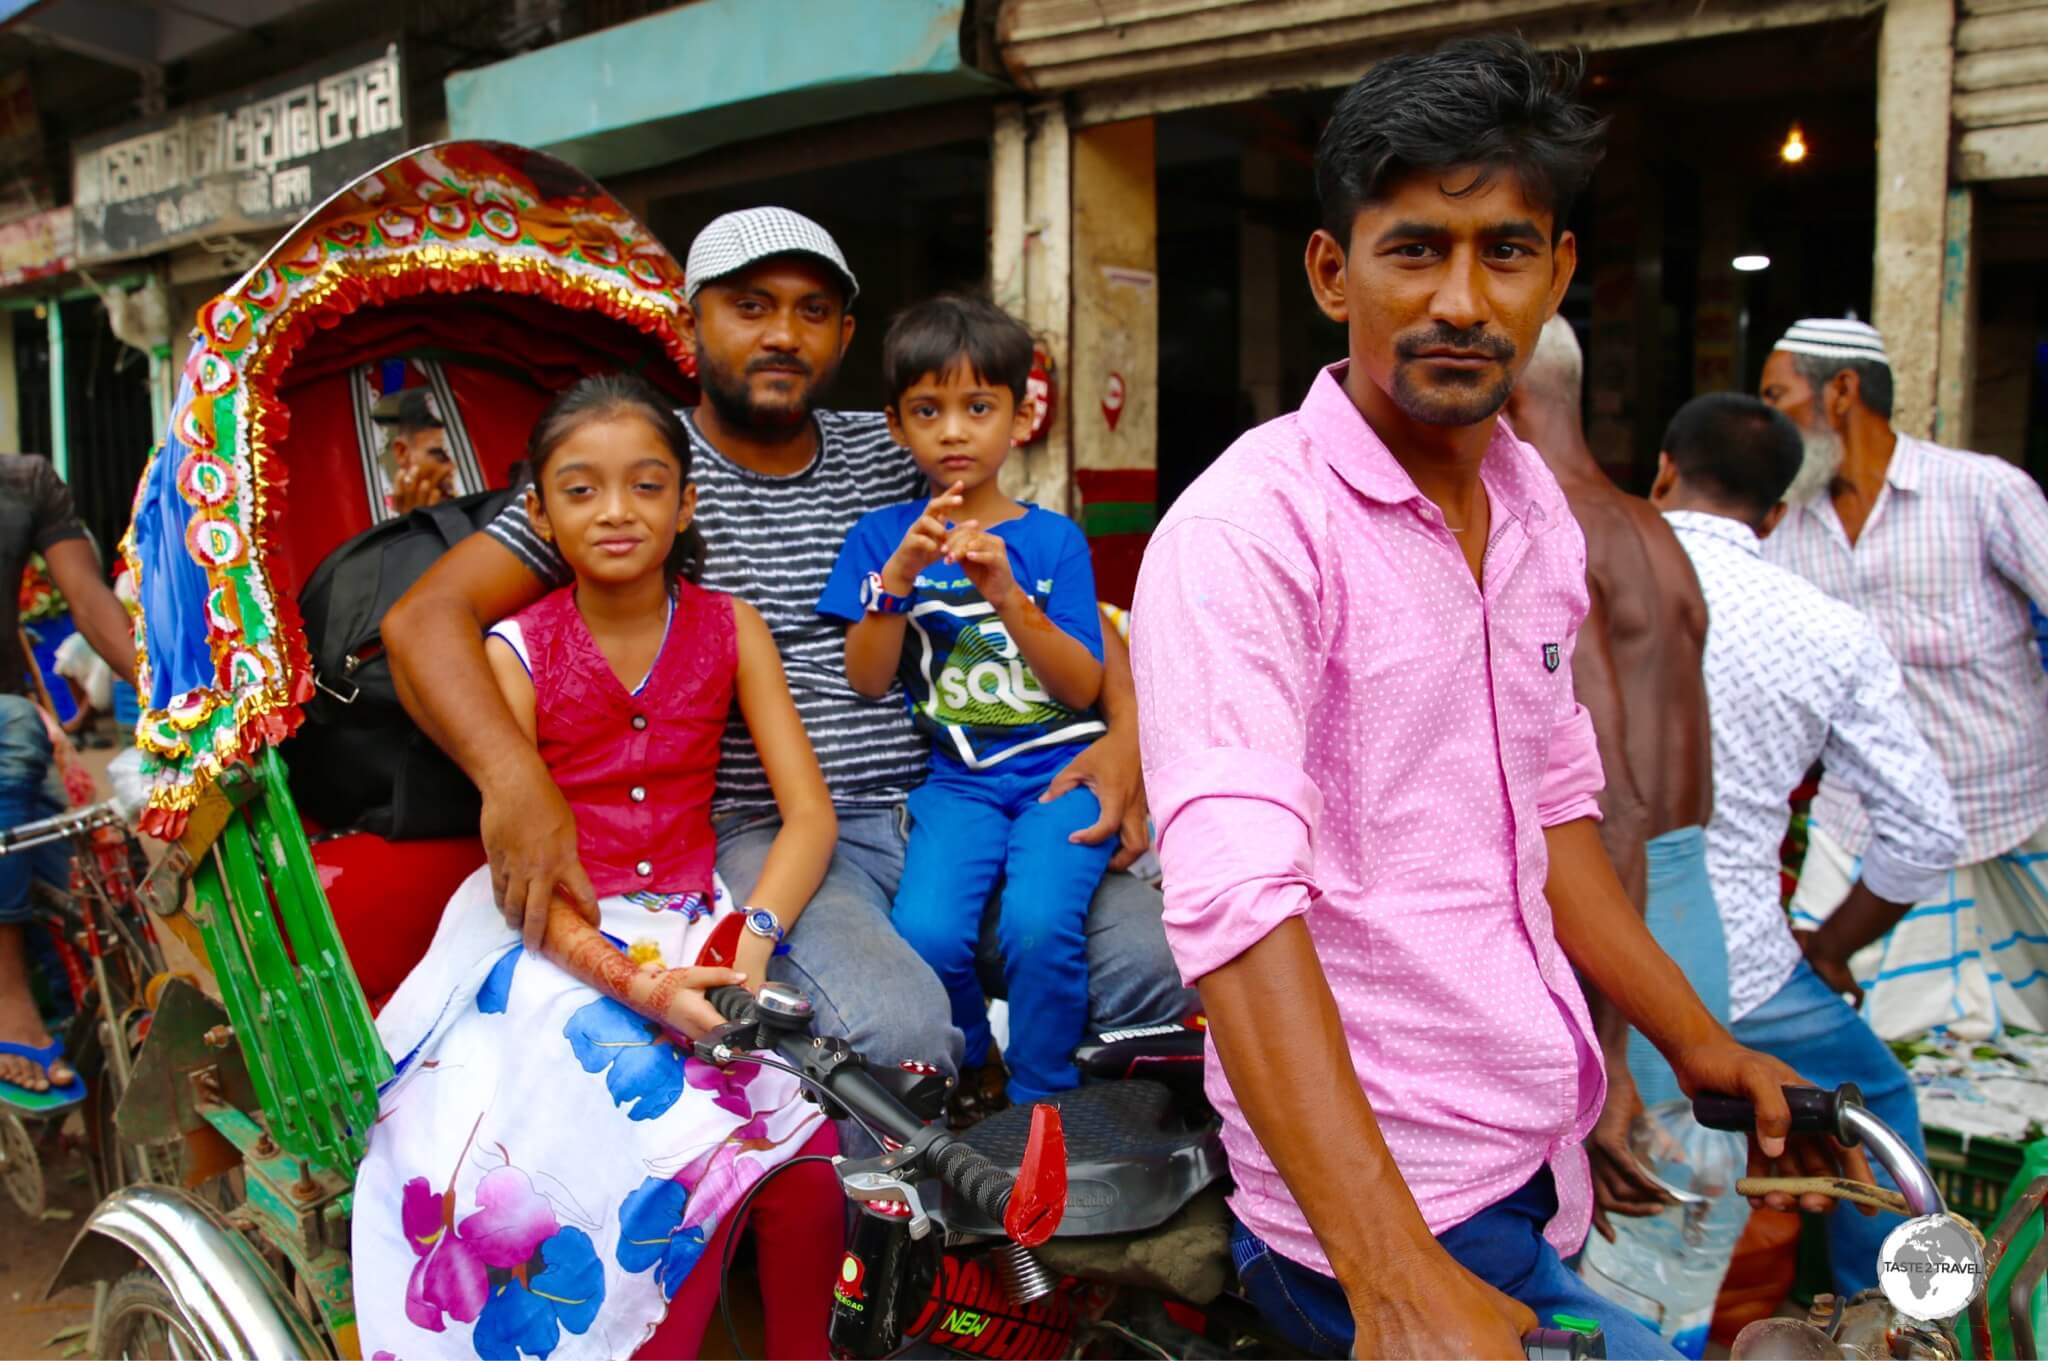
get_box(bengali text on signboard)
[71,41,406,263]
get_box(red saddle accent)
[313,829,484,1004]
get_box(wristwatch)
[744,907,786,944]
[861,571,914,615]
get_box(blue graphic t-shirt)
[818,501,1106,771]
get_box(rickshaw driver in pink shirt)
[1131,37,1872,1361]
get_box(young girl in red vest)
[356,373,843,1361]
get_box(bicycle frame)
[121,751,380,1352]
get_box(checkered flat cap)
[1775,317,1890,367]
[683,207,858,305]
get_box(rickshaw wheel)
[0,1110,44,1216]
[98,1269,208,1360]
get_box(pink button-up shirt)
[1131,364,1607,1273]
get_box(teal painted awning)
[446,0,1005,179]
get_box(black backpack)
[285,488,521,840]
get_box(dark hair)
[1790,351,1895,421]
[1315,35,1608,243]
[881,294,1035,407]
[1663,393,1806,523]
[527,372,707,584]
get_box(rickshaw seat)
[311,827,482,1001]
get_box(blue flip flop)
[0,1038,86,1114]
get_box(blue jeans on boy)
[893,749,1116,1102]
[1230,1170,1681,1359]
[0,695,69,924]
[1730,959,1924,1295]
[715,801,1190,1149]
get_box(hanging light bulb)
[1781,124,1808,164]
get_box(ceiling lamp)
[1733,254,1772,272]
[1781,124,1808,164]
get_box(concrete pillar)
[0,312,17,452]
[1873,0,1958,440]
[989,99,1074,513]
[1069,118,1158,493]
[47,299,66,480]
[1934,185,1977,448]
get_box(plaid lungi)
[1791,820,2048,1041]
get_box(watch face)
[746,909,778,938]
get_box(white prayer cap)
[1773,318,1890,367]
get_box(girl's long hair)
[526,372,707,584]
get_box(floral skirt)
[354,868,824,1360]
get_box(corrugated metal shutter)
[1954,0,2048,180]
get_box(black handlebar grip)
[707,985,757,1025]
[928,1135,1014,1226]
[1524,1327,1604,1360]
[1693,1084,1863,1139]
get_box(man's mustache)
[1395,325,1517,362]
[747,355,813,378]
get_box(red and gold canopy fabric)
[123,141,697,836]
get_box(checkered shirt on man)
[1763,435,2048,865]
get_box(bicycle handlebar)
[1692,1083,1864,1142]
[0,800,126,856]
[1692,1083,1945,1218]
[704,984,1022,1229]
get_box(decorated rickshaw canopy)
[122,141,699,836]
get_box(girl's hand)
[946,524,1017,609]
[732,931,774,995]
[649,965,748,1040]
[883,482,965,594]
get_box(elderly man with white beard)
[1761,318,2048,1040]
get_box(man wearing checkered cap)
[385,208,1185,1140]
[1760,318,2048,1041]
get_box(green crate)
[1925,1126,2033,1228]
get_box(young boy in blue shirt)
[818,294,1112,1107]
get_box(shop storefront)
[441,0,1010,415]
[983,0,2047,528]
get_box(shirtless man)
[1504,317,1717,1235]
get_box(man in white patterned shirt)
[1762,319,2048,1039]
[1651,392,1964,1294]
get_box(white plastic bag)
[108,746,150,827]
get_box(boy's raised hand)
[945,523,1018,609]
[883,482,965,594]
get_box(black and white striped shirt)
[486,409,931,818]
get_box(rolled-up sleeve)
[1539,621,1606,828]
[1823,624,1965,902]
[1131,517,1322,984]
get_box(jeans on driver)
[0,694,69,924]
[1231,1169,1681,1359]
[715,803,1192,1153]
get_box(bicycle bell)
[755,981,815,1029]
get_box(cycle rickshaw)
[51,136,2048,1361]
[49,140,706,1358]
[49,139,1094,1361]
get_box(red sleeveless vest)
[513,581,734,898]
